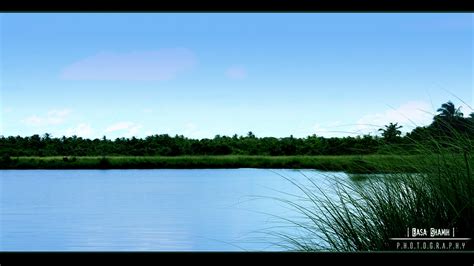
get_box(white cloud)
[183,122,208,139]
[127,125,142,136]
[61,48,197,81]
[105,122,135,132]
[226,65,247,79]
[3,107,13,113]
[354,101,434,135]
[65,123,94,138]
[22,109,72,126]
[105,121,142,137]
[23,115,43,126]
[46,109,72,124]
[309,101,448,137]
[143,108,153,114]
[311,121,349,138]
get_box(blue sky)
[0,13,472,139]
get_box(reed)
[272,117,473,251]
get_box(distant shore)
[0,155,433,174]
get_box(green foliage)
[0,132,383,157]
[436,100,464,119]
[0,100,472,159]
[272,107,474,251]
[378,122,402,144]
[0,154,437,172]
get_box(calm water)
[0,169,348,251]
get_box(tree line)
[1,101,473,157]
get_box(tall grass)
[0,155,435,172]
[272,117,473,251]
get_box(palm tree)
[436,101,463,119]
[379,122,403,143]
[42,133,52,141]
[432,101,468,137]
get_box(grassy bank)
[271,124,474,251]
[0,154,450,173]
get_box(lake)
[0,169,348,251]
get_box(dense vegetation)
[274,144,474,250]
[270,101,474,251]
[0,155,437,173]
[1,101,473,158]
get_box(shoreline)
[0,155,425,174]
